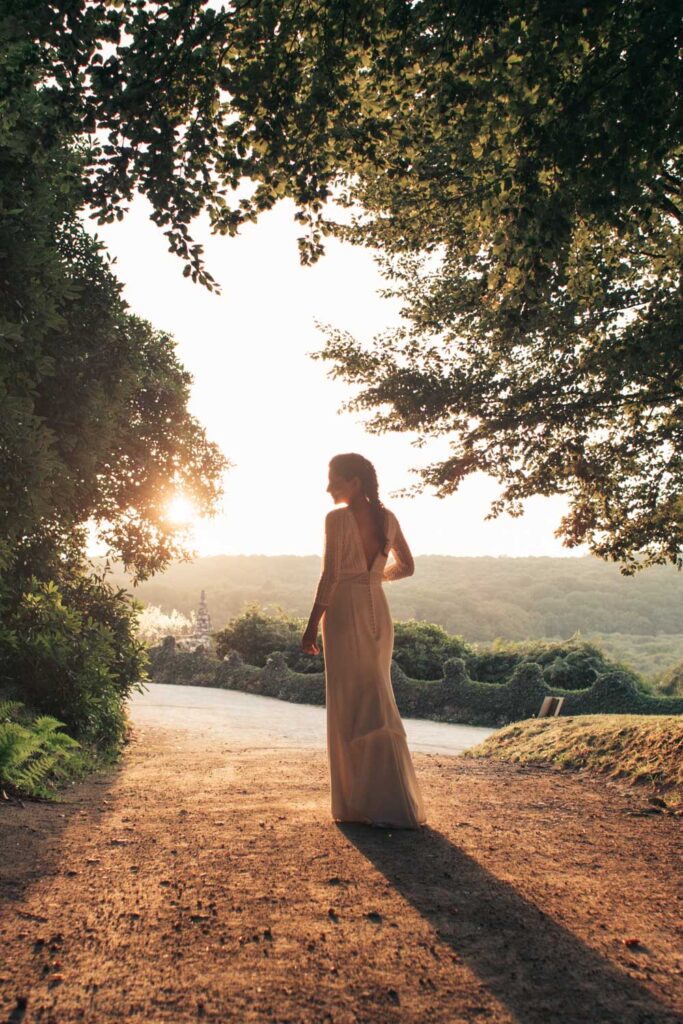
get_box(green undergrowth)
[469,715,683,803]
[0,699,112,800]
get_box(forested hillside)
[107,554,683,642]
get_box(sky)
[85,193,584,559]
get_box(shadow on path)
[339,823,676,1024]
[0,764,120,906]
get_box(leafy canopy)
[1,7,227,579]
[8,0,682,569]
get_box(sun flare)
[165,495,198,525]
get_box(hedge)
[147,638,683,728]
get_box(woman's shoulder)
[325,507,347,525]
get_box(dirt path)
[1,714,681,1023]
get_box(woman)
[301,453,426,829]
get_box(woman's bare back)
[348,505,386,572]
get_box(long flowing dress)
[313,505,427,829]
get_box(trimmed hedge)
[148,638,683,728]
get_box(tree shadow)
[338,823,677,1024]
[0,763,121,906]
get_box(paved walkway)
[130,682,496,754]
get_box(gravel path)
[1,688,681,1023]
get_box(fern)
[0,702,80,798]
[0,700,24,722]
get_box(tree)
[1,12,227,580]
[311,1,683,572]
[5,0,681,569]
[1,4,227,746]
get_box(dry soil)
[1,713,681,1023]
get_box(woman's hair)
[329,453,390,554]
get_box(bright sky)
[85,194,584,558]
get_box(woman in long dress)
[301,453,426,829]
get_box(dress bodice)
[313,506,415,608]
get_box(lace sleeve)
[382,514,415,582]
[313,511,341,607]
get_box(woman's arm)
[382,515,415,582]
[302,511,340,653]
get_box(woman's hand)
[301,626,320,655]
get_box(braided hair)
[329,453,390,555]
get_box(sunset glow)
[89,196,585,560]
[165,495,198,526]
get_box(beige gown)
[313,505,427,829]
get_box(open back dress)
[313,505,427,829]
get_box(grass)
[469,714,683,804]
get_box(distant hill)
[105,554,683,643]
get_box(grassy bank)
[470,715,683,803]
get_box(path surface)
[1,688,681,1024]
[131,682,496,754]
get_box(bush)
[148,627,683,728]
[214,604,324,674]
[392,620,472,680]
[473,636,631,690]
[0,562,148,750]
[658,660,683,697]
[148,610,683,727]
[214,607,471,680]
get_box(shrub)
[473,635,645,692]
[149,610,683,727]
[214,604,324,674]
[392,620,473,680]
[658,660,683,697]
[0,564,148,749]
[148,636,683,728]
